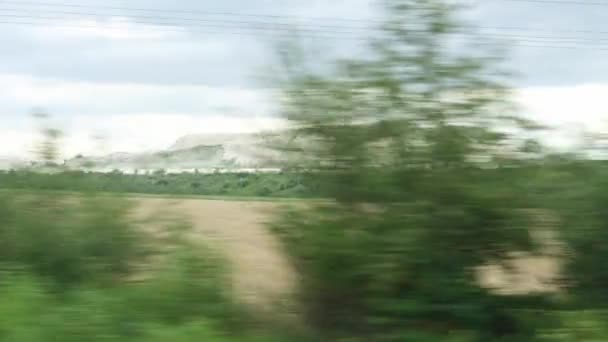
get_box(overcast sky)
[1,0,607,158]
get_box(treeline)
[0,170,318,198]
[0,157,604,203]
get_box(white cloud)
[0,73,280,158]
[28,17,184,41]
[0,130,36,158]
[1,72,607,158]
[0,73,274,116]
[0,113,287,159]
[515,84,608,128]
[514,84,608,149]
[2,74,79,104]
[1,0,607,161]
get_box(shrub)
[0,192,145,288]
[0,256,272,341]
[0,191,297,341]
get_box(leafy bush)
[0,192,144,288]
[0,261,281,341]
[269,0,558,340]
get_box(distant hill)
[0,157,27,170]
[63,132,281,172]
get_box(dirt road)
[132,197,298,313]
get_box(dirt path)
[132,197,298,313]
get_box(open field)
[0,186,568,340]
[126,195,563,313]
[131,196,300,314]
[3,188,562,303]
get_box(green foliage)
[540,310,608,341]
[520,159,608,310]
[124,245,239,326]
[0,171,317,198]
[271,0,557,340]
[7,1,608,340]
[0,192,144,288]
[0,263,278,341]
[0,189,299,341]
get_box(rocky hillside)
[64,132,280,172]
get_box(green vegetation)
[0,193,143,288]
[268,0,608,341]
[0,190,301,341]
[0,171,318,198]
[0,113,304,341]
[5,1,608,341]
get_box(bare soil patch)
[131,197,298,313]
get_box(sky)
[0,0,607,158]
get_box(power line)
[480,25,608,36]
[0,0,383,26]
[0,18,371,41]
[1,7,607,45]
[0,16,378,42]
[4,17,608,51]
[501,0,608,6]
[0,3,607,50]
[0,7,376,33]
[477,31,608,43]
[6,0,608,34]
[2,7,606,40]
[0,12,371,38]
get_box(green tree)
[32,109,63,167]
[272,0,548,340]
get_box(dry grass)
[130,197,298,315]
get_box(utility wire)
[1,8,607,45]
[2,7,606,41]
[4,17,608,51]
[501,0,608,6]
[0,8,377,34]
[1,3,607,50]
[0,8,377,33]
[0,15,373,41]
[0,17,371,41]
[5,0,608,33]
[0,0,384,26]
[479,25,608,36]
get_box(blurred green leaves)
[271,0,555,340]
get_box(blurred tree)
[31,109,63,167]
[272,0,549,340]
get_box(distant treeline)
[0,170,319,198]
[0,156,601,201]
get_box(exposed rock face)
[63,132,280,172]
[169,133,277,167]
